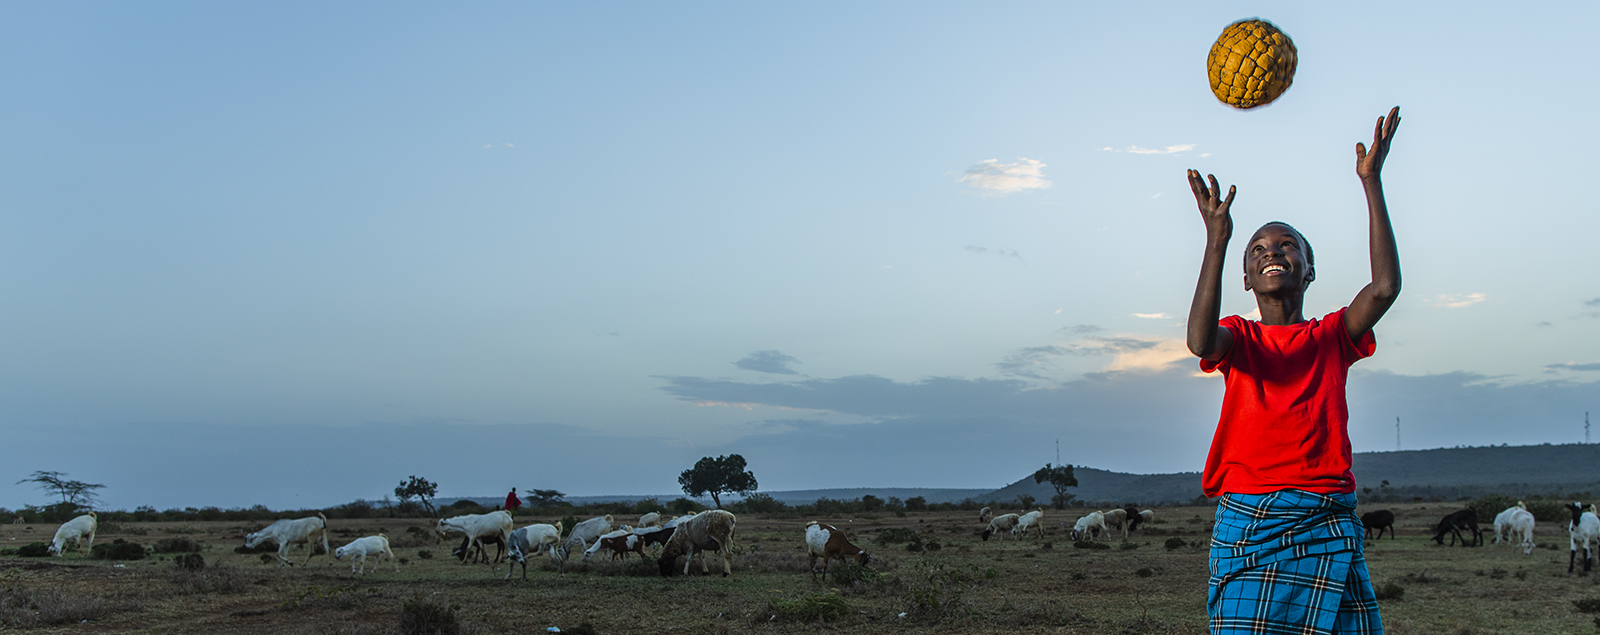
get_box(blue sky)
[3,2,1597,509]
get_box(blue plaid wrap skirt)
[1209,490,1383,635]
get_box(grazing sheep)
[244,514,330,567]
[1070,511,1107,542]
[982,513,1021,541]
[1568,503,1600,573]
[1431,509,1482,547]
[505,522,562,581]
[334,534,398,574]
[48,513,97,557]
[1015,509,1045,539]
[979,507,993,523]
[658,510,736,577]
[436,511,513,566]
[1101,509,1130,538]
[1493,503,1527,545]
[1361,510,1395,540]
[805,522,870,582]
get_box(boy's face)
[1243,224,1313,295]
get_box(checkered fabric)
[1209,490,1383,635]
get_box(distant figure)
[11,515,22,525]
[504,488,522,513]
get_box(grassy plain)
[2,504,1599,633]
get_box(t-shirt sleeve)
[1198,316,1243,373]
[1327,308,1376,365]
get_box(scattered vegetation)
[174,553,205,571]
[399,593,460,635]
[90,539,147,560]
[1375,581,1405,601]
[1074,540,1110,550]
[770,593,851,623]
[0,585,140,627]
[1164,537,1189,551]
[14,543,51,558]
[153,537,203,553]
[901,559,995,620]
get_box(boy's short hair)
[1243,221,1314,273]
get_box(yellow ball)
[1207,19,1298,109]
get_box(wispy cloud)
[1100,144,1197,155]
[959,158,1050,195]
[965,245,1025,263]
[1133,312,1171,319]
[1546,361,1600,372]
[1432,293,1487,308]
[1585,297,1600,307]
[996,337,1173,378]
[1059,324,1104,336]
[735,350,802,375]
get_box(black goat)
[453,533,506,564]
[1361,510,1395,540]
[1431,509,1482,547]
[1123,505,1144,532]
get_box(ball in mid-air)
[1207,19,1297,109]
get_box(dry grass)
[1,505,1599,633]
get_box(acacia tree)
[394,475,439,515]
[526,489,566,508]
[1033,463,1079,509]
[678,454,758,509]
[17,471,104,507]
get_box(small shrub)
[1135,567,1153,578]
[174,553,205,571]
[563,624,598,635]
[1374,582,1405,601]
[1070,572,1086,581]
[259,554,276,565]
[153,537,202,554]
[90,539,147,560]
[399,594,459,635]
[1041,542,1053,550]
[1119,540,1140,551]
[1573,598,1600,613]
[417,550,433,560]
[16,542,51,557]
[1073,540,1109,550]
[828,561,880,586]
[875,528,922,547]
[1515,570,1528,581]
[771,593,851,623]
[1164,537,1188,551]
[1488,568,1507,580]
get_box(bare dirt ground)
[2,504,1599,634]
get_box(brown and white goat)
[804,521,870,582]
[657,510,736,577]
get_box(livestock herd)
[30,500,1600,580]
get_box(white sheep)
[1015,509,1045,539]
[638,512,663,528]
[334,534,398,574]
[657,510,736,577]
[436,511,513,566]
[1100,509,1130,538]
[505,522,563,580]
[244,513,330,567]
[1071,511,1107,541]
[982,513,1021,541]
[48,512,97,557]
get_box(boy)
[1186,106,1401,634]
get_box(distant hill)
[978,443,1600,507]
[760,487,991,505]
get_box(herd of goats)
[27,499,1600,579]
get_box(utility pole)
[1056,439,1060,465]
[1396,417,1401,451]
[1587,412,1591,444]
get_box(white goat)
[1015,509,1045,539]
[657,510,736,577]
[556,514,614,573]
[505,522,563,580]
[1507,509,1536,555]
[334,534,398,574]
[436,511,513,566]
[1571,503,1600,573]
[982,513,1021,541]
[582,528,636,562]
[244,513,330,567]
[1071,511,1108,541]
[1493,502,1527,545]
[638,512,663,528]
[979,507,993,523]
[48,512,97,556]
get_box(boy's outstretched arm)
[1345,106,1403,344]
[1186,170,1235,361]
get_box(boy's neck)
[1253,292,1307,325]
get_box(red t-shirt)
[1199,308,1375,497]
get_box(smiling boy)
[1185,106,1401,635]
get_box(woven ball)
[1207,19,1297,109]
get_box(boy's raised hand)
[1356,106,1401,182]
[1187,169,1235,243]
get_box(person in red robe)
[504,488,521,513]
